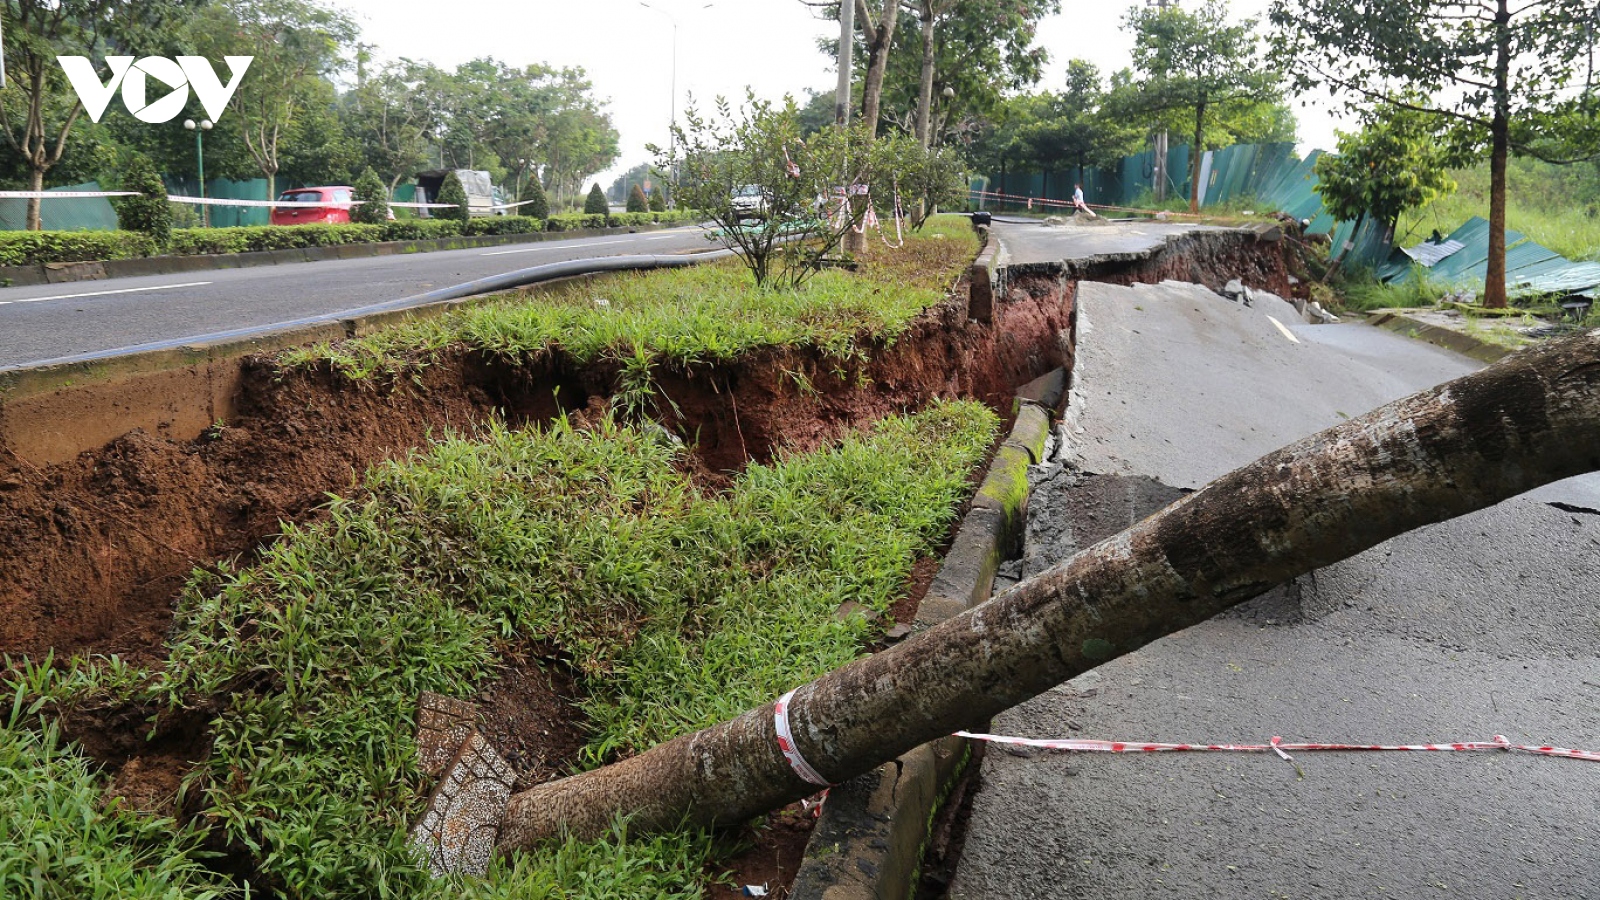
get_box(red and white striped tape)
[774,690,832,786]
[956,731,1600,764]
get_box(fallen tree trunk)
[498,330,1600,851]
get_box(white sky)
[344,0,1350,187]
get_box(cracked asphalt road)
[949,278,1600,899]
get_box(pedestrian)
[1072,183,1097,218]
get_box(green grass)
[4,401,998,899]
[1335,264,1450,312]
[1,681,228,900]
[1398,158,1600,262]
[283,216,979,383]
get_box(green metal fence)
[0,182,120,231]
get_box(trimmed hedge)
[462,216,545,236]
[0,230,157,266]
[0,211,703,268]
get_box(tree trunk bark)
[496,332,1600,850]
[859,0,898,140]
[27,168,45,232]
[1188,99,1206,214]
[915,3,936,148]
[1484,0,1513,309]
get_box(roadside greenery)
[351,167,392,225]
[4,400,997,898]
[112,154,174,251]
[0,684,228,899]
[436,172,471,223]
[584,183,610,215]
[289,214,978,382]
[0,211,700,268]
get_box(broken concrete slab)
[415,692,481,779]
[410,731,517,878]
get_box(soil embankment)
[0,227,1288,666]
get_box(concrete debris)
[410,731,516,878]
[1308,301,1340,324]
[884,624,913,642]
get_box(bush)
[112,153,172,250]
[650,183,667,212]
[518,177,549,220]
[463,216,545,236]
[0,230,156,266]
[627,183,650,213]
[167,224,383,255]
[350,167,390,225]
[436,171,470,223]
[585,182,609,215]
[548,212,610,231]
[379,219,462,241]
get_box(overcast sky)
[345,0,1348,187]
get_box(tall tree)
[802,1,898,137]
[1124,0,1279,213]
[1270,0,1600,308]
[1009,60,1142,185]
[342,55,442,190]
[896,0,1058,147]
[495,333,1600,848]
[0,0,196,229]
[191,0,357,199]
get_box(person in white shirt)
[1072,183,1097,218]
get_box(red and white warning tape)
[0,190,139,199]
[774,690,832,786]
[956,731,1600,764]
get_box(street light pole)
[184,117,213,227]
[638,2,713,161]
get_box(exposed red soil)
[718,802,823,899]
[0,273,1075,665]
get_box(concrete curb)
[967,230,1008,324]
[1365,310,1515,363]
[0,224,683,288]
[788,374,1067,900]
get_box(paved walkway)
[949,276,1600,898]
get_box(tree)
[350,166,390,225]
[495,331,1600,849]
[191,0,358,200]
[1315,103,1458,279]
[802,1,897,137]
[518,175,549,220]
[896,0,1059,148]
[435,170,469,223]
[112,153,171,250]
[626,183,650,213]
[649,184,667,212]
[342,55,442,191]
[1125,0,1280,213]
[0,0,195,230]
[584,183,608,215]
[1270,0,1600,309]
[664,94,884,287]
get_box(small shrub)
[627,183,650,213]
[650,183,667,212]
[585,182,609,215]
[463,216,545,236]
[436,171,470,223]
[547,212,610,231]
[518,177,549,220]
[379,219,462,241]
[350,167,390,225]
[0,230,157,266]
[112,153,172,249]
[167,224,383,255]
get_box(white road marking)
[481,238,632,257]
[0,281,213,305]
[1266,315,1302,344]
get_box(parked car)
[731,184,769,223]
[270,186,353,226]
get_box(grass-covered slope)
[5,401,998,898]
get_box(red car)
[270,186,354,226]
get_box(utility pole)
[835,0,854,126]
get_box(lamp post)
[638,1,714,159]
[184,118,213,227]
